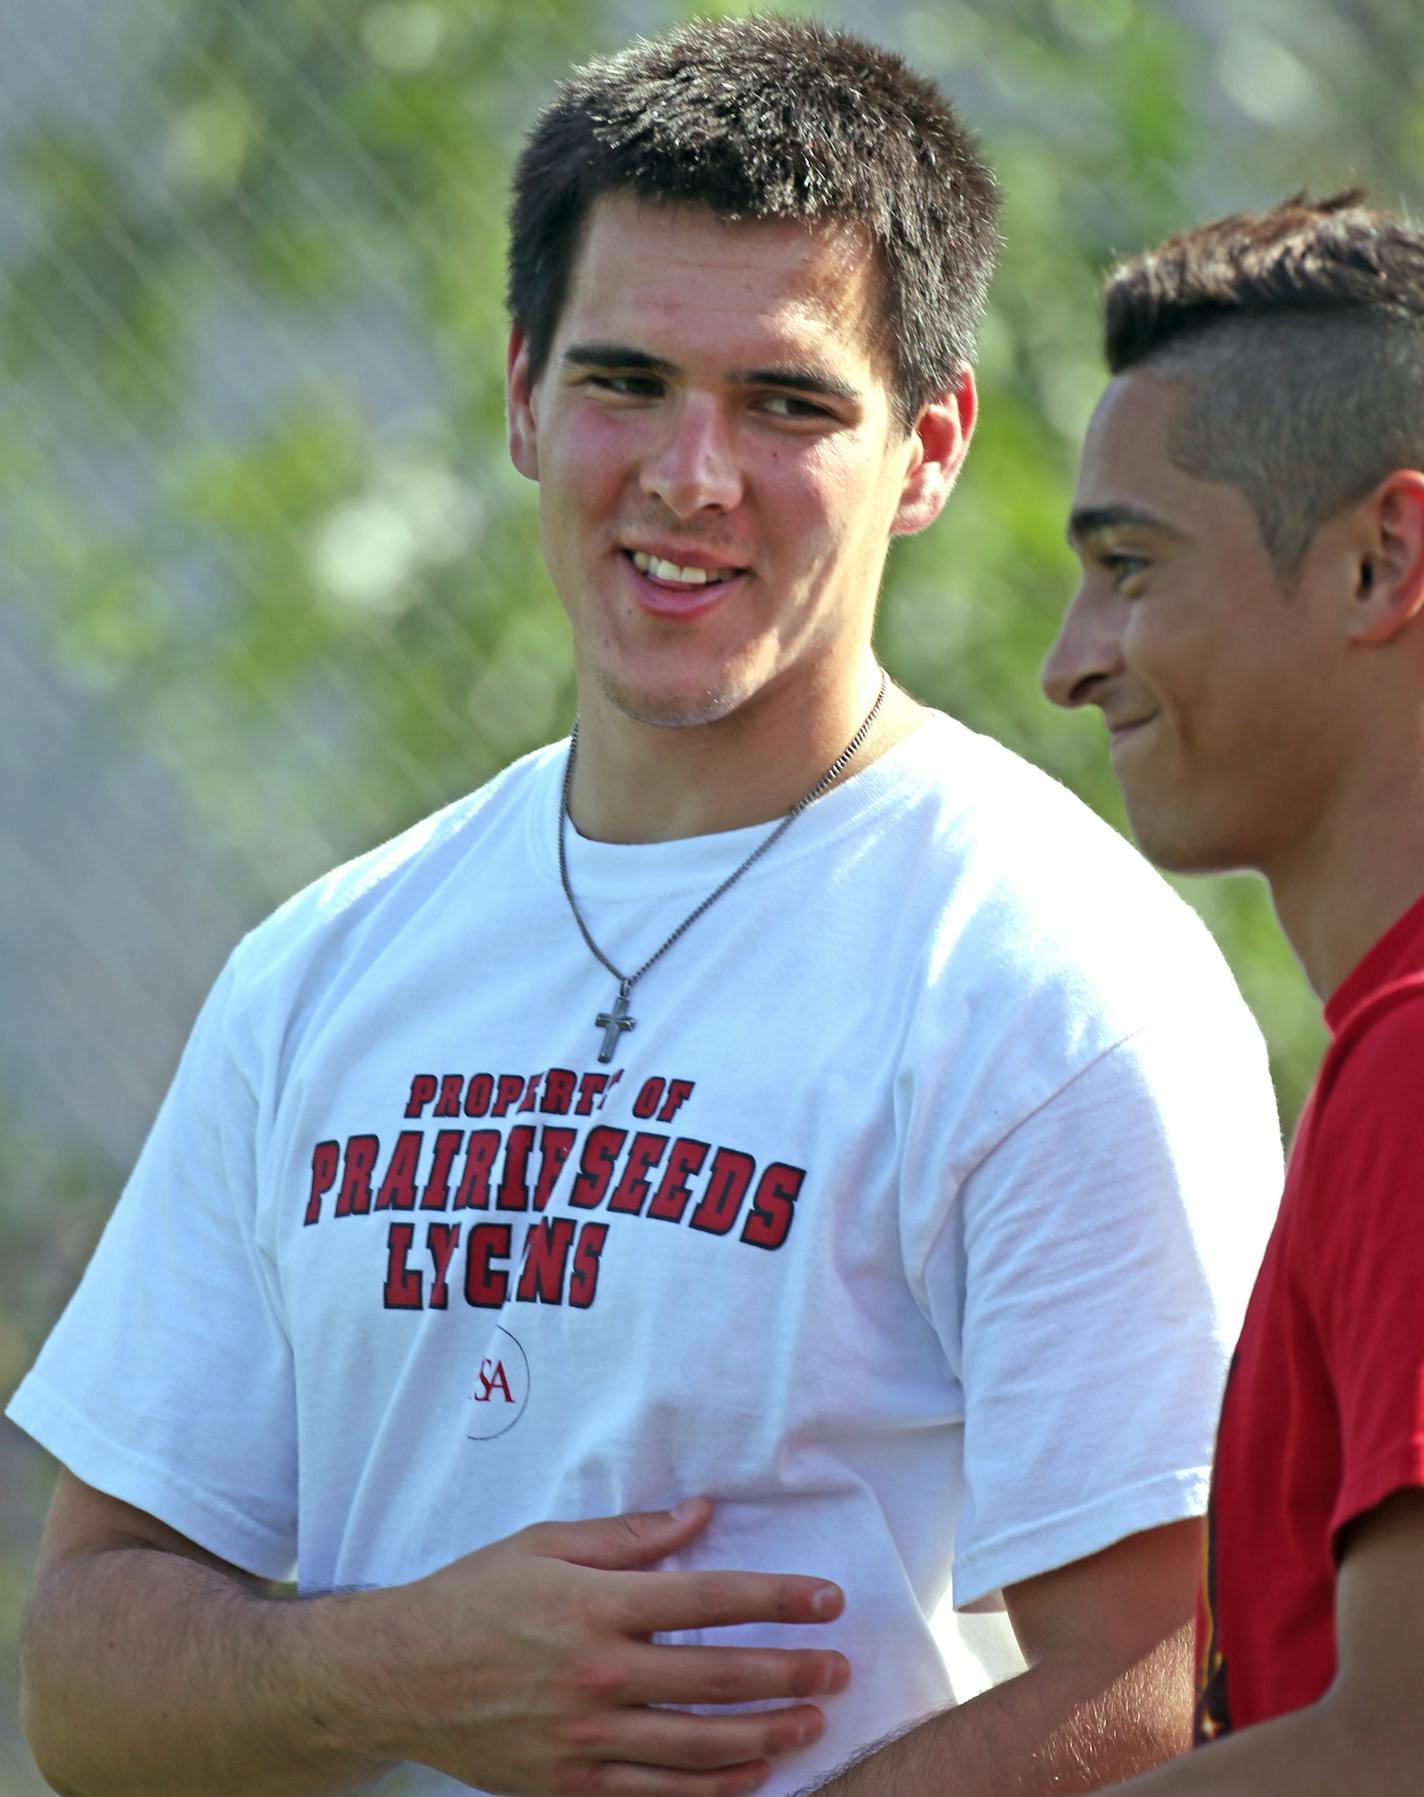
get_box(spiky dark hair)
[507,15,1000,431]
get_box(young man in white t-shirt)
[10,17,1282,1797]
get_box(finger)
[609,1642,851,1706]
[607,1569,845,1634]
[560,1700,825,1771]
[527,1498,714,1572]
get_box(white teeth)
[631,551,735,585]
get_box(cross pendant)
[595,981,636,1064]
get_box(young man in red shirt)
[1045,191,1424,1791]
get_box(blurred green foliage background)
[3,0,1420,1787]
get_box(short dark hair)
[507,15,1000,432]
[1103,191,1424,572]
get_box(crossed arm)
[20,1474,846,1797]
[805,1516,1200,1795]
[1087,1489,1424,1797]
[21,1468,1202,1797]
[809,1492,1424,1795]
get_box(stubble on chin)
[1120,784,1188,872]
[1122,791,1248,879]
[593,667,755,731]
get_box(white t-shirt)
[8,713,1282,1794]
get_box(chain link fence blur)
[4,0,1420,1786]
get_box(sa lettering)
[473,1358,514,1404]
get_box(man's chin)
[596,670,753,731]
[1125,806,1253,879]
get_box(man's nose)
[1041,588,1122,710]
[639,400,743,516]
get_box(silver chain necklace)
[559,669,890,1064]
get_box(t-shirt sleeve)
[4,951,299,1579]
[1310,1003,1424,1545]
[931,1015,1282,1611]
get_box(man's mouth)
[1108,715,1156,747]
[628,550,740,588]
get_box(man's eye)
[589,373,663,398]
[760,392,831,421]
[1103,551,1148,586]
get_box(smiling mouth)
[627,550,741,588]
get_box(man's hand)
[21,1474,848,1797]
[363,1494,849,1794]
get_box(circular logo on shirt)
[466,1325,530,1440]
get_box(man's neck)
[1269,761,1424,1001]
[564,673,925,845]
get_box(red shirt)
[1195,892,1424,1743]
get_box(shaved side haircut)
[1104,191,1424,573]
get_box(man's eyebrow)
[562,343,679,377]
[1066,503,1178,547]
[726,365,863,404]
[560,344,861,404]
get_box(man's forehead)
[558,192,886,353]
[1071,370,1259,541]
[1084,372,1180,458]
[1074,375,1190,507]
[579,189,877,266]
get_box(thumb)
[530,1497,714,1571]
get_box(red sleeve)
[1309,998,1424,1547]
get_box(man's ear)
[890,369,977,539]
[507,325,540,483]
[1348,470,1424,644]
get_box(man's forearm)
[21,1547,393,1797]
[806,1625,1193,1796]
[22,1493,853,1797]
[1106,1695,1419,1797]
